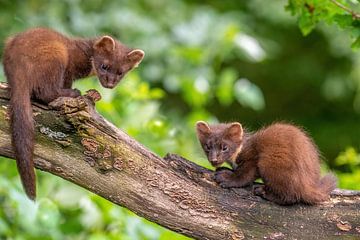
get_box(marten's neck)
[235,131,258,165]
[66,38,96,82]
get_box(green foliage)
[287,0,360,48]
[0,0,360,239]
[333,147,360,189]
[335,147,360,170]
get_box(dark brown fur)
[2,28,145,200]
[196,121,337,205]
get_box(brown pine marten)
[3,27,145,200]
[196,121,336,205]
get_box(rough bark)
[0,82,359,240]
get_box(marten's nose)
[211,160,219,166]
[105,76,117,88]
[209,153,219,165]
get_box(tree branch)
[330,0,360,20]
[0,82,359,239]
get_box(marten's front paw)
[215,166,232,172]
[72,88,81,97]
[253,185,266,197]
[214,170,237,188]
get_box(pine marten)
[2,27,145,200]
[196,121,337,205]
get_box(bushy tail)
[10,87,36,200]
[301,174,337,205]
[319,173,337,195]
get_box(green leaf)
[36,199,61,235]
[335,147,360,167]
[299,13,316,36]
[351,36,360,49]
[0,218,9,236]
[285,0,297,15]
[234,78,265,111]
[216,68,237,106]
[333,14,353,29]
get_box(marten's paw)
[253,185,266,197]
[214,169,238,188]
[71,88,81,97]
[215,166,232,172]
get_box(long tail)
[319,173,337,195]
[9,86,36,200]
[301,174,337,205]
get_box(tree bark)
[0,82,359,240]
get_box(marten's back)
[252,123,336,204]
[4,28,69,67]
[253,123,320,179]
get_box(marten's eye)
[204,144,211,151]
[221,145,228,152]
[117,70,123,76]
[101,64,110,71]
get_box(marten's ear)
[94,36,116,52]
[226,122,243,142]
[127,49,145,68]
[196,121,211,139]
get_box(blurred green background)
[0,0,359,239]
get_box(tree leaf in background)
[351,35,360,48]
[216,68,237,106]
[36,199,61,237]
[333,14,353,29]
[335,147,360,171]
[234,78,265,111]
[0,218,9,237]
[287,0,360,40]
[234,34,266,62]
[298,11,316,36]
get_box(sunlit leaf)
[234,34,266,61]
[333,14,353,29]
[216,68,237,106]
[234,78,265,111]
[351,36,360,49]
[335,147,360,171]
[299,12,316,36]
[36,199,61,231]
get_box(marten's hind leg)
[253,185,299,205]
[32,64,80,103]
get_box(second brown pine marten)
[196,121,337,205]
[3,28,145,200]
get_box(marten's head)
[92,36,144,89]
[196,121,243,168]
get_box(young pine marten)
[196,121,337,205]
[3,27,145,200]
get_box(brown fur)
[2,27,145,200]
[196,121,337,205]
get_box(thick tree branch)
[0,83,359,239]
